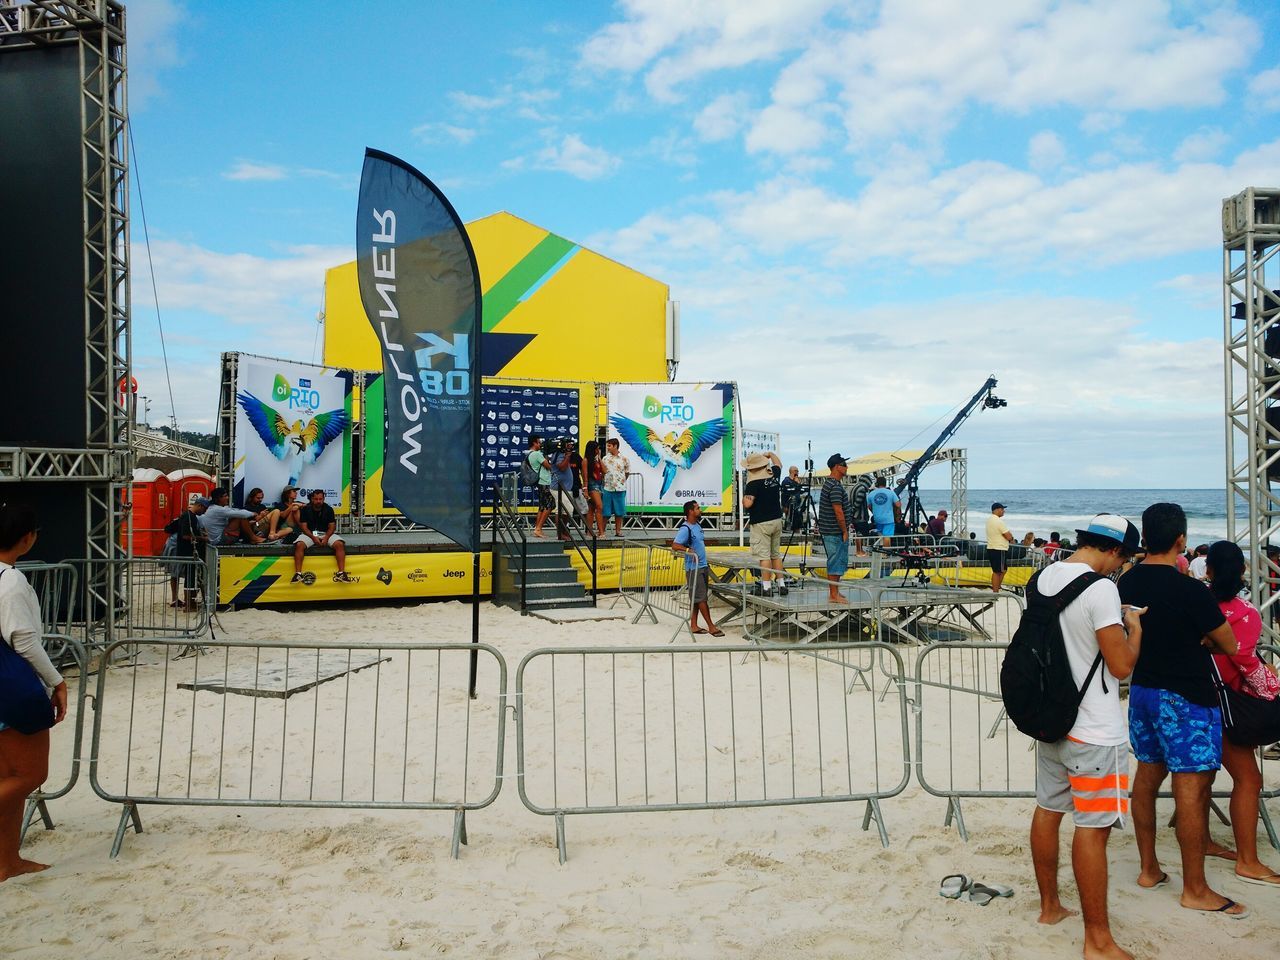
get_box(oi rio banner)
[606,383,735,512]
[356,149,481,551]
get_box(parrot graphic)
[609,414,728,498]
[236,391,348,486]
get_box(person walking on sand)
[817,454,851,604]
[986,502,1015,592]
[1119,503,1247,919]
[1027,514,1143,960]
[0,504,69,883]
[671,500,722,637]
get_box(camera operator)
[549,437,576,541]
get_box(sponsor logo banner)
[233,355,352,510]
[607,382,734,512]
[356,148,480,550]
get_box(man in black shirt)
[1118,502,1243,917]
[292,489,355,584]
[741,451,785,595]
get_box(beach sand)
[3,601,1275,959]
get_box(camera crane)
[894,375,1007,532]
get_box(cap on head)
[991,502,1005,511]
[826,453,847,469]
[193,496,210,508]
[1076,513,1141,554]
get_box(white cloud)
[745,103,829,154]
[1247,65,1280,111]
[449,90,509,111]
[412,122,478,145]
[223,160,289,182]
[1080,112,1123,135]
[1028,130,1066,171]
[587,1,1259,154]
[533,134,621,180]
[124,0,184,106]
[1173,128,1230,163]
[581,0,838,101]
[694,92,752,141]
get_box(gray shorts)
[686,566,709,605]
[749,517,784,562]
[296,532,345,550]
[1036,738,1130,828]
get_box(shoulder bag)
[0,570,56,735]
[1211,655,1280,747]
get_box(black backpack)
[1000,569,1107,743]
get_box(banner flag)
[357,148,481,550]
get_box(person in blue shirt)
[866,477,901,539]
[671,500,723,636]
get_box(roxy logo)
[271,374,321,411]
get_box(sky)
[117,0,1280,488]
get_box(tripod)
[779,443,816,577]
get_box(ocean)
[917,489,1230,546]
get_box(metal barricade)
[738,570,878,653]
[631,544,698,641]
[605,535,648,611]
[515,642,912,862]
[871,586,1023,646]
[20,634,91,844]
[16,561,80,639]
[913,642,1031,840]
[89,637,508,858]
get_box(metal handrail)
[491,481,529,613]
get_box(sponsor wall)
[606,383,735,513]
[741,430,781,459]
[231,355,354,511]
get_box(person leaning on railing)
[0,503,69,883]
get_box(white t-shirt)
[1034,561,1126,746]
[0,562,62,694]
[985,513,1012,551]
[1189,556,1208,580]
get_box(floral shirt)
[601,452,629,492]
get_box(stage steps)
[497,537,594,611]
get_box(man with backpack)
[1011,514,1143,959]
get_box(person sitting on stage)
[292,489,355,584]
[202,487,266,546]
[926,509,948,538]
[243,487,292,542]
[268,485,302,542]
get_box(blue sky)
[123,0,1280,487]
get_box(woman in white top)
[0,504,67,882]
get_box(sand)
[3,600,1276,959]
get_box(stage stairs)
[505,537,594,611]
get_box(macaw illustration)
[237,391,348,486]
[609,414,728,497]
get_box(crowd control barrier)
[631,545,700,641]
[20,634,91,844]
[514,642,912,862]
[17,562,81,639]
[89,637,507,858]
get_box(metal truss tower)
[1223,187,1280,643]
[0,1,132,639]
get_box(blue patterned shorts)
[1128,684,1222,773]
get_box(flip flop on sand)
[938,874,971,899]
[1139,872,1170,889]
[966,882,1013,905]
[709,629,725,637]
[1188,898,1249,920]
[690,628,708,635]
[1236,873,1280,888]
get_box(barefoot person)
[1119,503,1247,918]
[817,454,851,604]
[0,504,69,883]
[1027,514,1143,960]
[1205,540,1280,888]
[671,500,722,637]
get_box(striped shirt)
[817,478,848,536]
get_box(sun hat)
[741,452,772,479]
[1075,514,1141,554]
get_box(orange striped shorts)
[1036,738,1130,828]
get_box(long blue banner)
[356,148,480,550]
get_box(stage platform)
[214,529,1032,607]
